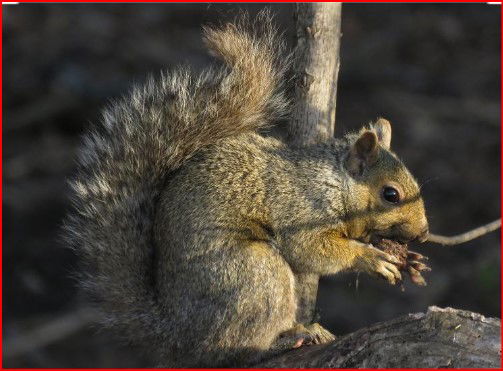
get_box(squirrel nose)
[417,227,429,243]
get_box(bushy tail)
[64,11,288,349]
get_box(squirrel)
[64,11,429,368]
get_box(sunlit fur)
[340,127,428,245]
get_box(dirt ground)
[3,4,500,368]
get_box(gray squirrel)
[65,12,429,367]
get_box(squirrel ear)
[346,131,378,176]
[373,118,392,149]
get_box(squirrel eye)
[382,186,401,204]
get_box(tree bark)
[288,2,342,327]
[259,306,501,368]
[288,3,342,146]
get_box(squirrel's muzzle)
[416,227,429,243]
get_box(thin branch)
[3,308,99,359]
[427,219,501,246]
[5,93,79,132]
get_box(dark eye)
[382,186,400,204]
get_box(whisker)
[419,177,440,190]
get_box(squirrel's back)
[63,11,289,357]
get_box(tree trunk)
[288,3,342,146]
[288,2,343,327]
[260,306,501,368]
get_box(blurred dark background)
[3,3,500,368]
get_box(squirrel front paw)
[355,245,402,285]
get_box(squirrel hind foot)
[272,323,336,351]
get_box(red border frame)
[0,1,501,370]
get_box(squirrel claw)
[292,337,307,348]
[408,250,428,261]
[275,323,336,350]
[408,260,431,272]
[407,266,427,286]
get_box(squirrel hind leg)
[158,240,297,367]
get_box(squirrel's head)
[343,118,429,245]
